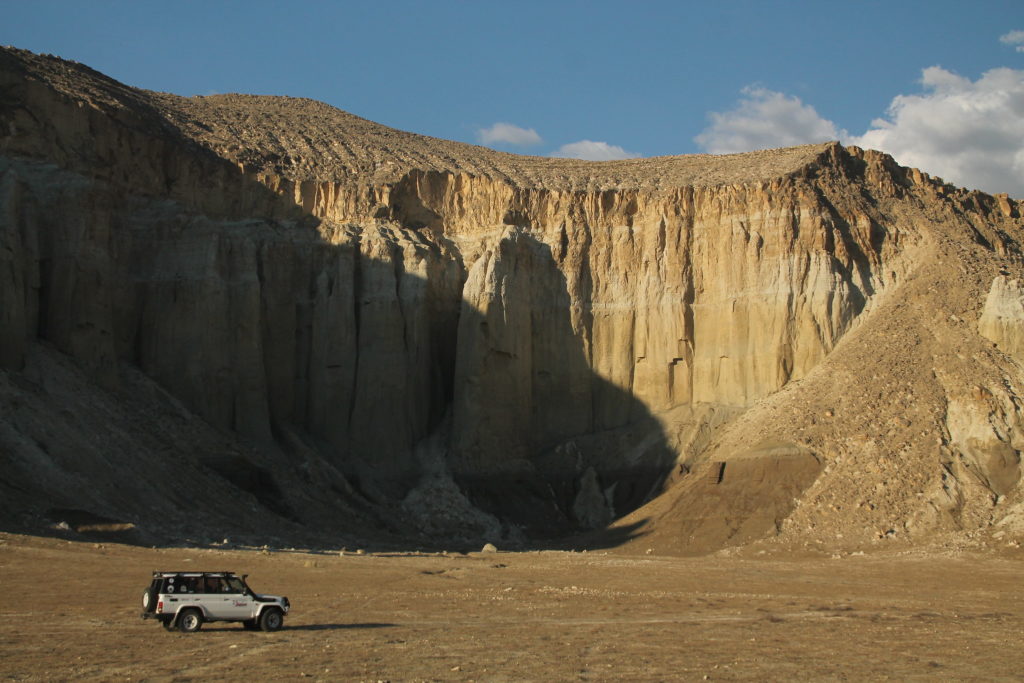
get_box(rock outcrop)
[2,47,1024,551]
[979,275,1024,363]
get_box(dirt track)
[1,533,1022,681]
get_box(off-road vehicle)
[140,571,290,632]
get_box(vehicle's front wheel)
[177,608,203,633]
[259,608,283,632]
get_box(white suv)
[141,571,290,632]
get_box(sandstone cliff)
[2,47,1023,552]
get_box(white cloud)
[694,87,845,154]
[550,140,638,161]
[477,122,542,146]
[847,66,1024,197]
[1000,30,1024,52]
[695,67,1024,198]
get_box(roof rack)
[151,570,238,577]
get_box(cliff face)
[2,47,1023,551]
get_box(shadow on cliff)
[435,227,674,549]
[0,75,673,551]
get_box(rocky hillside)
[2,47,1022,553]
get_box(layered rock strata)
[2,47,1023,549]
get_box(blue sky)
[4,1,1024,195]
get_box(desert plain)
[2,532,1022,681]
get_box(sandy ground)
[1,533,1022,681]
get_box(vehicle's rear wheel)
[259,608,283,632]
[242,619,259,631]
[177,608,203,633]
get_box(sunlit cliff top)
[3,45,833,190]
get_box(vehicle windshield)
[226,576,248,593]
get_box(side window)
[226,577,246,594]
[203,577,227,593]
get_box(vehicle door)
[214,576,256,619]
[192,576,233,619]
